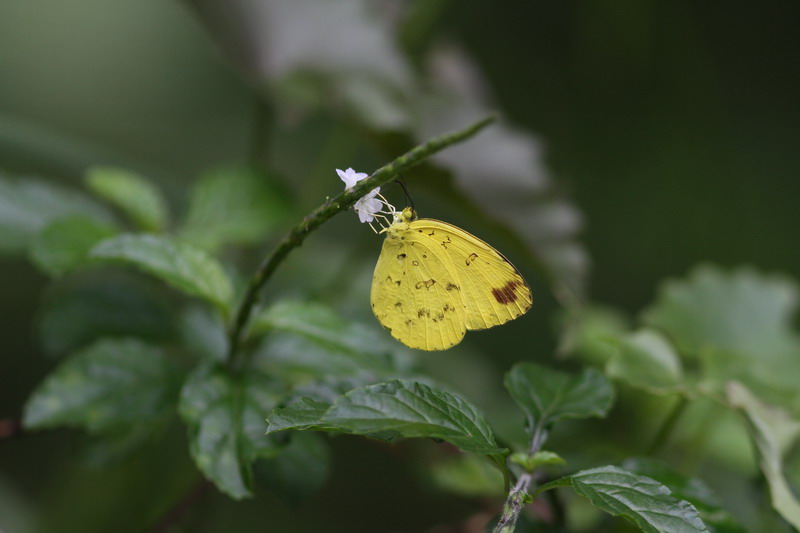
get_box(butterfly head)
[400,207,416,223]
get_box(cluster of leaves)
[569,266,800,531]
[1,159,751,533]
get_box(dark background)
[1,1,798,531]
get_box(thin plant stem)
[492,421,548,533]
[647,395,688,456]
[225,115,496,369]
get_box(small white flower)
[354,187,383,223]
[336,167,368,189]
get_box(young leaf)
[504,362,614,430]
[178,364,284,499]
[89,234,234,314]
[29,216,117,277]
[606,330,686,395]
[537,466,708,533]
[322,380,505,455]
[178,167,291,252]
[727,382,800,530]
[37,274,175,356]
[0,175,110,253]
[23,338,177,432]
[85,166,169,232]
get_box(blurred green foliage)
[1,1,799,532]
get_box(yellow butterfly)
[370,207,532,351]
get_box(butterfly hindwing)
[370,230,467,351]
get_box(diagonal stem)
[225,116,496,369]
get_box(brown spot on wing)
[415,279,436,290]
[491,280,525,305]
[465,252,479,266]
[445,282,460,291]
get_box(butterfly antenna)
[395,176,416,217]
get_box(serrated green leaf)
[606,330,686,395]
[0,176,110,254]
[29,215,117,276]
[267,397,335,434]
[251,301,409,377]
[179,167,291,252]
[38,274,175,356]
[323,380,505,455]
[537,466,708,533]
[178,364,284,499]
[23,338,177,432]
[504,362,614,431]
[266,375,389,434]
[255,432,330,504]
[89,234,234,314]
[85,166,169,232]
[622,458,747,533]
[727,382,800,530]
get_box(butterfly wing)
[370,225,468,351]
[407,219,532,331]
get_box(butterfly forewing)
[370,226,467,350]
[409,220,532,331]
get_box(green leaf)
[642,266,800,411]
[29,215,117,276]
[504,362,614,430]
[255,432,331,504]
[537,466,708,533]
[431,453,505,498]
[0,175,110,254]
[251,301,409,377]
[642,265,798,358]
[37,274,175,356]
[727,382,800,530]
[178,364,284,499]
[179,167,291,252]
[606,330,686,395]
[23,338,177,432]
[267,397,335,434]
[89,234,234,314]
[85,166,169,232]
[622,458,747,533]
[313,380,504,455]
[510,451,565,472]
[266,376,389,434]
